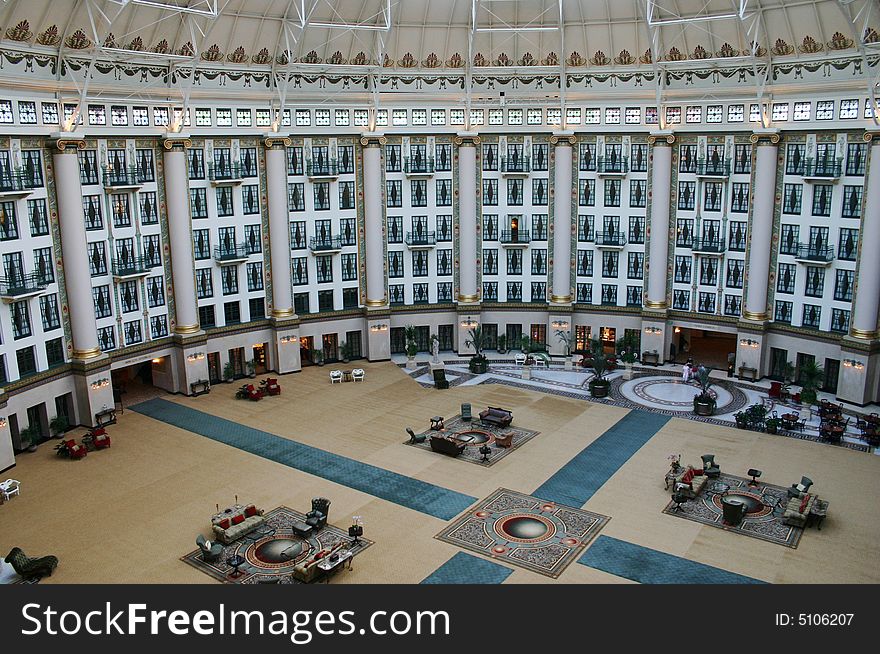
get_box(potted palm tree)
[556,330,574,370]
[312,348,325,366]
[616,334,639,380]
[587,338,611,398]
[797,360,824,405]
[496,334,507,354]
[519,334,530,354]
[693,366,717,416]
[245,359,257,378]
[49,415,69,438]
[222,361,236,383]
[403,325,418,370]
[19,424,41,452]
[765,416,781,434]
[340,340,352,363]
[465,326,488,374]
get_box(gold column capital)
[549,134,577,146]
[163,138,192,151]
[52,139,86,153]
[647,133,675,146]
[453,135,481,147]
[264,136,292,149]
[749,132,780,145]
[360,135,387,147]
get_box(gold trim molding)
[72,346,102,360]
[174,323,201,335]
[850,327,879,340]
[457,293,479,303]
[749,133,780,145]
[271,307,295,318]
[453,135,480,146]
[163,138,192,150]
[644,299,668,309]
[549,294,573,303]
[549,135,577,146]
[647,134,675,146]
[365,297,387,307]
[360,135,387,147]
[53,139,86,152]
[264,136,292,149]
[742,310,770,321]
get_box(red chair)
[265,378,281,396]
[246,384,263,401]
[768,381,782,399]
[91,428,111,450]
[64,439,87,459]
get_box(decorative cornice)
[264,136,292,149]
[162,137,192,150]
[52,138,86,152]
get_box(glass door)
[529,323,546,348]
[300,335,314,365]
[769,347,788,380]
[252,343,267,374]
[823,358,840,393]
[322,333,338,362]
[438,324,454,351]
[207,352,221,382]
[506,324,523,350]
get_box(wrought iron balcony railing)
[0,271,51,297]
[405,231,437,246]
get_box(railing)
[309,235,343,251]
[306,159,339,177]
[103,166,144,187]
[793,244,835,263]
[692,238,726,253]
[208,162,243,181]
[500,157,531,174]
[112,256,150,277]
[500,229,531,244]
[801,158,843,178]
[597,157,629,174]
[403,157,435,174]
[0,271,50,297]
[594,231,628,247]
[213,244,250,262]
[0,169,37,193]
[405,231,436,246]
[695,158,731,176]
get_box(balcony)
[102,166,144,190]
[695,158,731,178]
[500,229,531,247]
[213,244,250,263]
[404,157,435,177]
[801,158,843,183]
[306,159,339,179]
[793,244,835,265]
[594,231,628,249]
[691,238,726,255]
[0,271,50,301]
[405,231,437,249]
[208,162,243,186]
[309,235,343,253]
[597,157,629,177]
[112,256,151,279]
[500,157,531,177]
[0,170,35,198]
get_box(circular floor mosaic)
[617,375,747,414]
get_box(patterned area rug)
[405,414,540,466]
[435,488,610,578]
[182,506,373,584]
[662,473,804,548]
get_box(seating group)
[237,378,282,400]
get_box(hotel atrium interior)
[0,0,878,585]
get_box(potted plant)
[780,361,796,398]
[496,334,507,354]
[733,411,749,429]
[223,361,236,383]
[340,340,352,363]
[587,338,611,398]
[519,334,530,354]
[692,365,717,416]
[765,416,781,435]
[465,326,488,374]
[49,415,69,438]
[556,330,573,370]
[19,424,41,452]
[312,349,325,366]
[245,359,256,378]
[797,360,824,406]
[403,325,418,370]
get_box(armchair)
[264,378,281,396]
[432,368,449,389]
[246,384,263,401]
[4,547,58,579]
[91,428,111,449]
[196,534,223,562]
[306,497,330,530]
[406,427,426,444]
[461,403,472,421]
[701,454,720,479]
[330,370,343,384]
[351,369,365,382]
[722,497,747,526]
[63,439,88,459]
[787,476,814,499]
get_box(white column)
[743,131,780,321]
[850,132,880,339]
[162,138,200,334]
[550,134,574,304]
[53,140,101,359]
[457,134,479,302]
[361,135,386,307]
[646,133,674,309]
[264,137,294,318]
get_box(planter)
[469,359,488,374]
[589,380,610,398]
[521,366,532,380]
[622,362,634,380]
[563,358,573,371]
[26,444,38,453]
[641,351,660,366]
[405,357,417,371]
[693,398,715,416]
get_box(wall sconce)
[186,352,206,362]
[674,326,681,333]
[644,327,662,335]
[369,323,388,332]
[0,417,6,429]
[152,358,162,364]
[739,338,760,348]
[280,335,298,344]
[843,359,864,370]
[460,316,478,329]
[551,320,569,330]
[90,378,110,390]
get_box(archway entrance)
[671,327,735,370]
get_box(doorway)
[300,335,315,365]
[769,348,789,381]
[672,327,735,368]
[112,360,164,406]
[529,323,547,348]
[823,358,840,393]
[228,347,246,378]
[252,343,268,374]
[322,333,338,363]
[599,326,616,353]
[26,403,49,443]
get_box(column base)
[735,321,768,379]
[835,336,880,405]
[364,307,391,361]
[271,316,302,374]
[70,355,115,427]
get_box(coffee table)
[342,370,353,382]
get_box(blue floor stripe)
[534,409,670,507]
[421,552,514,584]
[579,536,766,584]
[131,398,477,521]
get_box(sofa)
[479,406,513,428]
[673,466,708,499]
[429,435,466,457]
[290,541,346,583]
[783,492,817,528]
[5,547,58,579]
[212,504,265,544]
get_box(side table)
[808,499,829,530]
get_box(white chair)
[0,479,20,502]
[533,358,546,368]
[329,370,343,384]
[514,353,527,367]
[352,368,365,382]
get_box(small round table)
[710,481,730,496]
[430,416,445,430]
[342,370,353,382]
[227,554,245,578]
